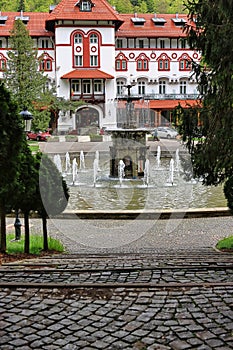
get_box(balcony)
[116,93,199,100]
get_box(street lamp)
[20,109,33,132]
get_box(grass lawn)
[216,235,233,251]
[28,141,40,153]
[6,233,64,255]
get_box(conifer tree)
[0,82,24,253]
[176,1,233,205]
[4,19,47,112]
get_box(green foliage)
[224,176,233,213]
[6,233,64,254]
[1,0,187,13]
[177,1,233,187]
[5,19,47,113]
[32,109,51,132]
[0,82,25,252]
[216,235,233,251]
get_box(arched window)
[159,80,166,94]
[0,54,6,71]
[116,80,125,95]
[90,34,98,44]
[180,80,187,94]
[138,81,146,95]
[178,54,191,71]
[157,53,170,71]
[74,33,83,44]
[39,54,52,71]
[136,54,149,71]
[115,53,128,71]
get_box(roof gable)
[46,0,123,26]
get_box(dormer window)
[0,16,8,25]
[131,14,145,26]
[15,11,30,24]
[76,0,94,12]
[172,13,186,26]
[151,14,166,26]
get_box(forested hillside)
[0,0,187,14]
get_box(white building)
[0,0,200,134]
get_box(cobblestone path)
[0,248,233,349]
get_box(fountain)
[109,83,149,179]
[168,158,174,186]
[118,159,125,186]
[72,158,78,185]
[53,154,62,173]
[79,150,85,170]
[65,152,71,174]
[93,158,99,187]
[143,159,150,186]
[156,145,161,169]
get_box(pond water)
[59,152,227,211]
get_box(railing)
[116,93,199,100]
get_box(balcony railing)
[116,93,199,100]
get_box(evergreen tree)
[0,82,24,253]
[176,1,233,190]
[36,154,69,251]
[4,19,47,112]
[17,0,25,12]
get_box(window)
[90,55,98,66]
[180,81,187,94]
[136,54,149,71]
[117,80,125,95]
[80,1,91,11]
[116,39,123,48]
[94,80,103,93]
[180,39,186,49]
[115,53,128,71]
[71,80,81,94]
[74,34,82,44]
[178,54,192,71]
[90,34,98,44]
[157,53,170,71]
[83,79,91,93]
[41,39,49,49]
[137,59,148,71]
[39,54,52,71]
[138,81,146,95]
[75,55,83,66]
[0,40,2,48]
[138,40,144,48]
[179,59,191,71]
[159,80,166,94]
[160,40,165,49]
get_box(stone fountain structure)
[109,84,149,179]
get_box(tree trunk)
[24,211,30,254]
[0,204,6,253]
[42,215,48,251]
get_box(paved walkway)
[2,217,233,349]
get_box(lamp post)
[20,109,33,132]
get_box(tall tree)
[4,19,47,112]
[176,1,233,204]
[0,82,24,253]
[36,154,69,251]
[17,0,25,12]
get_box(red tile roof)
[0,12,52,36]
[46,0,123,26]
[116,13,191,38]
[149,99,201,110]
[61,69,114,79]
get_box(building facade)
[0,0,200,134]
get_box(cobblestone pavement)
[1,246,233,349]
